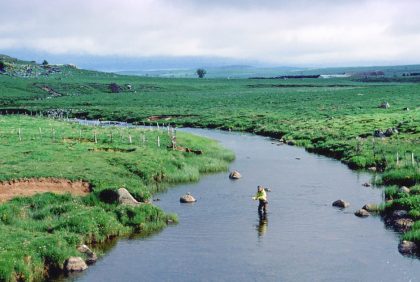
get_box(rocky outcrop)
[65,257,88,272]
[77,244,97,264]
[355,209,370,217]
[180,193,196,203]
[118,188,140,206]
[398,240,417,255]
[332,199,350,208]
[229,171,242,179]
[384,128,398,137]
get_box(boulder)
[398,240,417,255]
[362,182,372,187]
[362,203,379,212]
[400,186,410,194]
[355,209,370,217]
[180,193,196,203]
[384,128,398,137]
[392,210,408,219]
[229,170,242,179]
[332,199,350,208]
[65,257,88,272]
[394,218,414,232]
[117,188,140,206]
[77,244,97,264]
[373,129,385,138]
[368,167,377,172]
[379,102,390,109]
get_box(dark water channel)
[69,128,420,282]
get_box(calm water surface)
[68,128,420,282]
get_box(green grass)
[0,115,233,281]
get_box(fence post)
[157,136,160,147]
[94,131,97,144]
[129,134,132,144]
[396,152,399,166]
[18,128,22,141]
[412,152,415,167]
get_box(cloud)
[0,0,419,66]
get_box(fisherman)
[253,185,268,214]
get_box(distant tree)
[0,61,5,72]
[42,60,49,66]
[196,68,206,78]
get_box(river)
[67,127,420,282]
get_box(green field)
[0,56,420,279]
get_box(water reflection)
[257,212,268,237]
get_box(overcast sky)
[1,0,419,66]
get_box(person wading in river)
[253,185,268,214]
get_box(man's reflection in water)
[257,212,268,237]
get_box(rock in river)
[332,199,350,208]
[398,240,417,255]
[355,209,370,217]
[65,257,88,272]
[229,170,242,179]
[180,193,196,203]
[362,203,379,212]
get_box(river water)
[68,128,420,282]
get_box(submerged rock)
[362,182,372,187]
[398,240,417,255]
[117,188,140,206]
[65,257,88,272]
[180,193,196,203]
[332,199,350,208]
[229,170,242,179]
[355,209,370,217]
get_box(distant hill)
[2,53,420,80]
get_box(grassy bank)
[0,115,234,281]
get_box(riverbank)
[0,115,234,281]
